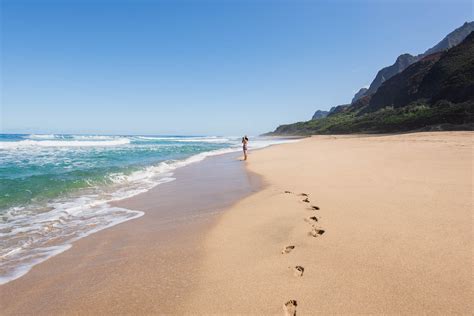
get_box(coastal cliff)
[266,23,474,135]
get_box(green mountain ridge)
[266,31,474,135]
[353,21,474,102]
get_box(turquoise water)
[0,134,234,211]
[0,133,291,284]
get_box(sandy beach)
[3,2,473,314]
[1,132,472,314]
[1,153,261,314]
[184,132,473,314]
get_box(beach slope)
[184,132,473,314]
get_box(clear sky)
[1,0,472,136]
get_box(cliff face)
[351,21,474,102]
[311,110,329,120]
[365,54,420,96]
[418,31,474,104]
[328,104,351,115]
[423,21,474,56]
[266,30,474,136]
[366,53,443,112]
[351,87,368,103]
[366,31,474,113]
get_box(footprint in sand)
[302,197,310,203]
[281,245,295,254]
[283,300,297,316]
[293,266,304,277]
[304,216,318,223]
[309,227,325,237]
[309,205,320,210]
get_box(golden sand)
[183,132,473,314]
[1,132,472,314]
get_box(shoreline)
[0,140,239,285]
[183,131,473,314]
[0,137,282,286]
[1,131,472,314]
[1,151,262,314]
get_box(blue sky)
[1,0,472,135]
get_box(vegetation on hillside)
[266,31,474,135]
[270,100,473,135]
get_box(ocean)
[0,133,294,284]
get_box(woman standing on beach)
[242,135,249,161]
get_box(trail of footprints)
[281,190,325,316]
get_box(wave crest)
[136,136,232,143]
[0,138,130,149]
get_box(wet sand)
[2,132,472,315]
[1,152,261,314]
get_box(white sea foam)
[136,136,232,143]
[0,136,299,284]
[174,138,231,143]
[26,134,61,139]
[0,138,130,149]
[70,135,117,140]
[26,134,118,141]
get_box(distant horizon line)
[0,131,256,137]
